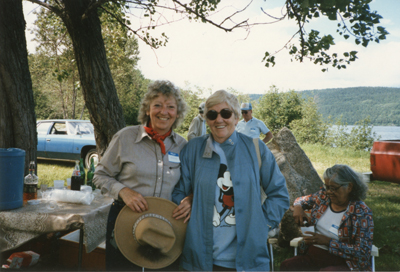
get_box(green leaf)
[327,11,337,20]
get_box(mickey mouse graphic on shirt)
[213,164,236,227]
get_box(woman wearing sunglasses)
[280,164,373,271]
[172,90,290,271]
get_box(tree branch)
[99,5,159,49]
[27,0,63,17]
[82,0,111,20]
[260,6,286,22]
[171,0,249,32]
[219,0,251,27]
[286,0,306,61]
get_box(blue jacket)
[172,131,290,271]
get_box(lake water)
[332,125,400,141]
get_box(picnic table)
[0,194,113,268]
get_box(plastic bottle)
[71,160,82,191]
[23,161,38,204]
[86,158,96,191]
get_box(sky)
[23,0,400,95]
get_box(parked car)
[36,119,98,168]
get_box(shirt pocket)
[164,162,181,187]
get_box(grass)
[37,159,75,187]
[36,144,400,271]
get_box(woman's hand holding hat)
[114,197,188,269]
[119,187,148,213]
[173,194,193,223]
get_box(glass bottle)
[23,161,38,204]
[86,158,96,191]
[79,158,86,185]
[71,160,82,191]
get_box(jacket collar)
[202,131,238,158]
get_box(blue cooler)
[0,148,26,210]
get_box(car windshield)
[68,122,94,135]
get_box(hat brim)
[241,108,251,111]
[114,197,187,269]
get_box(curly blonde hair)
[138,80,187,130]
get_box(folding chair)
[289,237,379,272]
[267,228,279,271]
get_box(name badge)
[168,151,180,163]
[329,224,339,237]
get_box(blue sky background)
[24,0,400,94]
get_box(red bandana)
[144,121,172,155]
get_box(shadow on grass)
[37,158,75,168]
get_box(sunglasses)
[241,111,248,114]
[323,184,343,193]
[206,108,233,120]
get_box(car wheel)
[85,149,98,169]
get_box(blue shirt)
[236,117,270,139]
[172,131,290,271]
[212,141,236,268]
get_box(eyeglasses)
[206,108,233,120]
[324,184,343,192]
[241,111,248,114]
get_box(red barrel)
[370,140,400,183]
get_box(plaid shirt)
[294,189,374,271]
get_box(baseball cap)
[240,102,252,111]
[199,102,205,113]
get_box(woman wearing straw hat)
[94,80,192,271]
[172,90,290,271]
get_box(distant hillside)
[249,87,400,126]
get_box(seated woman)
[280,164,374,271]
[172,90,290,271]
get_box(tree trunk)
[0,0,37,175]
[60,0,126,156]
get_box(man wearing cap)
[236,102,273,143]
[187,102,207,140]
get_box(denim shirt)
[236,117,270,139]
[294,190,374,271]
[172,131,290,271]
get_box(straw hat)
[114,197,187,269]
